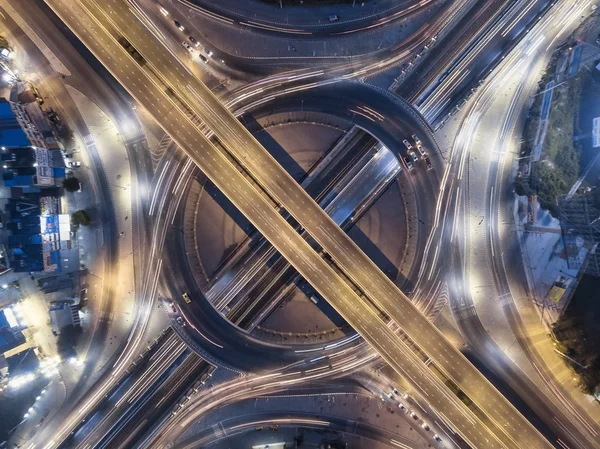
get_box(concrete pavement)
[64,87,136,370]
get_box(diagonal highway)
[43,0,558,448]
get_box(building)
[0,96,71,273]
[49,300,81,335]
[0,307,26,354]
[5,192,71,272]
[0,98,65,188]
[559,193,600,278]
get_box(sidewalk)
[65,86,136,369]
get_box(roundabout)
[158,81,442,373]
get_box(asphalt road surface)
[43,1,558,448]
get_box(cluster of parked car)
[402,134,433,171]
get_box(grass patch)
[534,75,583,212]
[516,65,586,216]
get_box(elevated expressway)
[44,1,556,449]
[162,81,441,368]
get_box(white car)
[182,42,193,53]
[159,6,169,16]
[412,134,422,145]
[417,144,426,157]
[68,161,81,168]
[403,139,413,150]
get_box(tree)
[514,178,532,197]
[71,210,91,227]
[56,324,81,359]
[63,176,81,192]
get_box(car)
[392,388,399,396]
[182,42,193,52]
[404,157,413,170]
[410,152,419,163]
[159,6,169,16]
[170,302,177,313]
[412,134,422,145]
[403,139,413,150]
[198,54,208,64]
[410,412,419,420]
[417,144,426,157]
[68,161,81,168]
[328,14,339,22]
[398,402,406,411]
[434,434,442,443]
[425,157,433,170]
[182,292,191,303]
[204,47,213,57]
[421,423,430,431]
[176,316,186,326]
[174,20,184,31]
[189,36,199,47]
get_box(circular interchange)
[161,82,442,373]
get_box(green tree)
[56,324,81,359]
[71,210,91,227]
[514,178,532,197]
[63,177,81,192]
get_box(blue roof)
[0,100,31,148]
[50,251,61,270]
[0,310,9,329]
[4,175,34,187]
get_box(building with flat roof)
[49,300,81,335]
[0,98,65,188]
[0,98,31,148]
[0,96,71,273]
[0,308,26,354]
[5,193,71,272]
